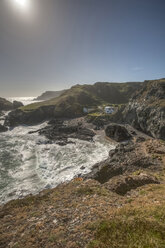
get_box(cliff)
[123,78,165,140]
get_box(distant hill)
[20,82,144,116]
[5,81,143,126]
[34,90,67,101]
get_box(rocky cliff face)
[123,79,165,140]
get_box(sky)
[0,0,165,97]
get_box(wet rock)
[29,120,96,145]
[48,119,64,125]
[105,124,132,142]
[0,124,8,132]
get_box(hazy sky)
[0,0,165,97]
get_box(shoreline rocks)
[84,136,163,184]
[105,124,132,142]
[0,124,8,132]
[29,118,96,145]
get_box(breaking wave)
[0,123,115,204]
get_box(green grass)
[76,186,108,196]
[20,82,140,113]
[87,205,165,248]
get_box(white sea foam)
[0,123,115,204]
[7,97,40,106]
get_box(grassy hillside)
[34,90,67,101]
[21,82,143,113]
[5,81,143,126]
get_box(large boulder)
[12,101,24,109]
[105,124,131,142]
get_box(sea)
[0,97,115,205]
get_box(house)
[104,106,114,114]
[83,107,88,113]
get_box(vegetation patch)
[88,205,165,248]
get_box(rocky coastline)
[0,79,165,247]
[1,120,165,247]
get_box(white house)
[104,106,114,114]
[83,107,88,113]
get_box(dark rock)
[104,174,160,195]
[105,124,132,142]
[0,124,8,132]
[84,139,161,184]
[0,97,13,111]
[136,136,146,142]
[5,106,56,126]
[123,79,165,140]
[29,120,96,145]
[48,119,64,125]
[12,101,24,109]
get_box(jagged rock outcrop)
[0,98,13,111]
[84,138,163,184]
[123,79,165,140]
[29,119,95,145]
[105,124,132,142]
[104,173,160,195]
[12,101,24,109]
[4,106,55,126]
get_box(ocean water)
[7,96,40,106]
[0,98,115,205]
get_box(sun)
[12,0,30,11]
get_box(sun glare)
[12,0,30,11]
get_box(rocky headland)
[0,98,23,132]
[1,79,165,247]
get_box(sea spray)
[0,123,115,204]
